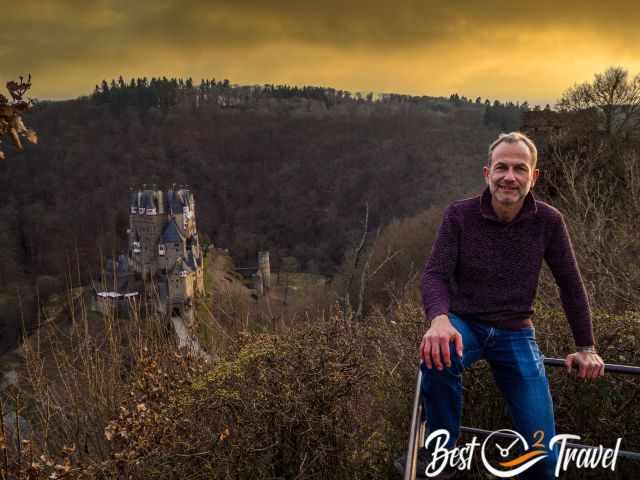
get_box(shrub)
[96,309,423,479]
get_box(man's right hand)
[420,314,464,370]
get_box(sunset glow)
[2,0,640,105]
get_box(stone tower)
[258,250,271,290]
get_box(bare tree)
[540,141,640,310]
[557,66,640,137]
[341,203,400,320]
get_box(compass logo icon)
[481,429,549,478]
[496,437,521,458]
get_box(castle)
[94,186,205,320]
[520,109,605,148]
[128,187,205,317]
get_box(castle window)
[130,206,137,214]
[146,208,157,215]
[138,207,145,215]
[158,244,166,256]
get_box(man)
[418,132,604,479]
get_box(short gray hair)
[488,132,538,169]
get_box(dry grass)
[3,137,640,479]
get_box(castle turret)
[129,189,174,279]
[258,251,271,290]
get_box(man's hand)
[420,314,463,370]
[564,351,605,380]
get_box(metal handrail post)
[403,366,424,480]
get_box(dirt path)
[170,316,211,360]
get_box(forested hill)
[0,79,524,350]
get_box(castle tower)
[258,251,271,290]
[128,187,166,279]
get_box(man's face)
[483,140,539,207]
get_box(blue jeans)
[420,313,558,479]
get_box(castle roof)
[180,257,195,273]
[161,218,184,243]
[141,192,151,209]
[100,255,136,293]
[165,190,189,214]
[185,250,198,270]
[105,254,129,274]
[169,256,195,276]
[145,190,162,210]
[129,189,165,213]
[129,188,193,215]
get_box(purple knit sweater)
[422,187,594,347]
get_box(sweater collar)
[480,186,538,223]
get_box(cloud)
[121,0,640,50]
[2,0,640,101]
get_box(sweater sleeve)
[544,212,594,347]
[421,205,459,322]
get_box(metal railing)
[402,358,640,480]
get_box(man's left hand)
[565,352,605,380]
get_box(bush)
[96,309,423,479]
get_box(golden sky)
[2,0,640,105]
